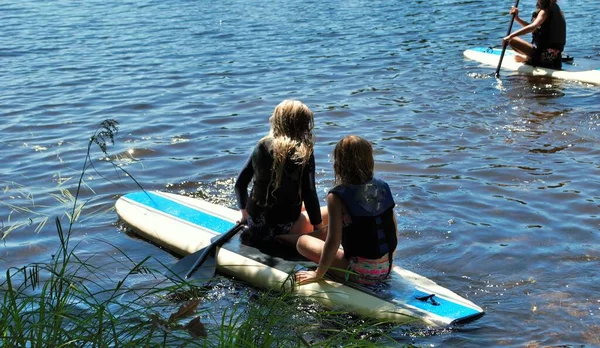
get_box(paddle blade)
[166,251,217,282]
[166,222,244,282]
[187,255,217,281]
[166,246,213,281]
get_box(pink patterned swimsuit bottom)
[345,256,391,285]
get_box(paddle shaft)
[184,222,244,279]
[495,0,521,77]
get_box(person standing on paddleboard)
[234,100,325,248]
[503,0,566,69]
[295,135,398,285]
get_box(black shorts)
[240,214,303,259]
[531,47,562,70]
[246,212,294,241]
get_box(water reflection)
[504,75,567,100]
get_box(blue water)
[1,0,599,346]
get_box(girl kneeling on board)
[503,0,566,69]
[295,135,398,285]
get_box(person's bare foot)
[514,54,528,63]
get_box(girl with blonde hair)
[295,135,398,285]
[235,100,323,247]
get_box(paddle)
[168,222,245,281]
[495,0,521,77]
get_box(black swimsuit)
[530,3,566,69]
[234,137,322,240]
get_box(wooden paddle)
[496,0,521,77]
[168,222,245,281]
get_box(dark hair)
[537,0,555,9]
[333,135,374,185]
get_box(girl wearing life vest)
[502,0,566,69]
[234,100,324,247]
[295,135,398,285]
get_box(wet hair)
[333,135,374,185]
[264,99,315,193]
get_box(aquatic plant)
[0,119,203,346]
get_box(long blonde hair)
[262,100,315,194]
[333,135,374,185]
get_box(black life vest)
[533,3,566,51]
[329,178,397,261]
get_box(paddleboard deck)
[464,47,600,85]
[115,190,485,327]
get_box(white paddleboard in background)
[115,190,485,327]
[464,47,600,85]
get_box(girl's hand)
[509,6,519,16]
[295,270,322,284]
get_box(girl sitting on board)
[503,0,566,69]
[234,100,324,249]
[295,135,398,285]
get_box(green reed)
[0,120,402,347]
[213,287,399,347]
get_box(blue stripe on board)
[472,46,498,55]
[407,289,481,320]
[124,191,235,234]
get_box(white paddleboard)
[115,191,485,327]
[464,47,600,85]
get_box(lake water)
[1,0,599,346]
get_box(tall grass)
[0,120,402,347]
[216,288,399,347]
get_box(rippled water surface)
[2,0,599,346]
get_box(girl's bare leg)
[289,206,328,236]
[296,234,348,277]
[277,206,330,246]
[508,37,534,62]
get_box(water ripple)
[1,0,599,346]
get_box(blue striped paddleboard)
[115,190,485,327]
[464,47,600,85]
